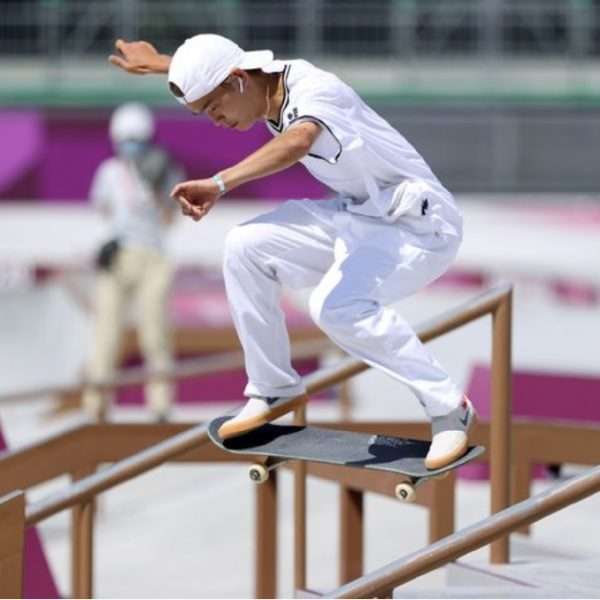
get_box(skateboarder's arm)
[220,122,321,191]
[170,122,321,222]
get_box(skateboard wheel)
[249,464,269,484]
[395,483,416,503]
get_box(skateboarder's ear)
[223,68,252,94]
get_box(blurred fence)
[1,0,600,59]
[3,1,600,194]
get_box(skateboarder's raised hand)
[170,178,221,222]
[109,39,171,75]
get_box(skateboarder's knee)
[223,224,268,270]
[309,290,376,333]
[224,225,250,259]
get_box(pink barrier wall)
[0,109,327,201]
[460,364,600,480]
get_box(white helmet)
[109,102,155,143]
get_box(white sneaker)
[218,397,273,439]
[425,397,476,470]
[218,393,309,440]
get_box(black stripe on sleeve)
[289,115,343,164]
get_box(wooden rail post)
[428,473,456,543]
[490,290,512,563]
[294,406,307,591]
[511,434,532,536]
[255,470,278,599]
[72,501,94,599]
[339,487,363,584]
[0,491,25,599]
[71,466,96,599]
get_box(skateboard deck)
[208,416,485,500]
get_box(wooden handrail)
[0,338,330,405]
[25,283,512,526]
[5,283,513,596]
[327,465,600,598]
[26,424,209,525]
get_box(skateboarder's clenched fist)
[170,178,221,222]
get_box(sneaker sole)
[218,393,309,440]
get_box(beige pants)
[83,245,173,418]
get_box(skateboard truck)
[249,458,448,503]
[249,456,288,483]
[393,471,448,503]
[248,455,422,500]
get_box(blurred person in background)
[83,102,183,422]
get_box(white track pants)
[223,195,463,418]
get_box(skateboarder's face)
[184,70,263,132]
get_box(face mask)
[117,139,148,160]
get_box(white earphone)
[238,77,245,94]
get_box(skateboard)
[208,416,485,502]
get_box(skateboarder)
[109,34,476,469]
